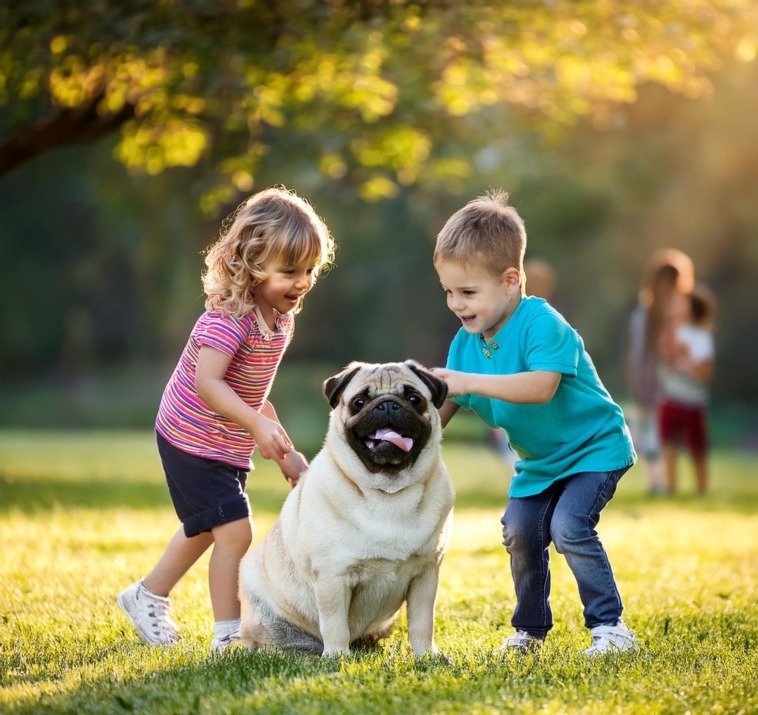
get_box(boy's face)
[435,259,521,340]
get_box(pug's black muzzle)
[346,396,432,473]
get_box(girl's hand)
[278,450,309,488]
[251,414,293,461]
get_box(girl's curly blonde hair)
[202,186,335,318]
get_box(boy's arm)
[438,400,460,428]
[433,368,561,404]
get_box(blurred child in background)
[657,283,717,496]
[626,249,694,494]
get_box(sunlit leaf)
[359,176,399,201]
[0,0,756,207]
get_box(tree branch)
[0,94,135,177]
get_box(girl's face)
[436,259,522,340]
[255,256,317,318]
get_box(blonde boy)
[432,189,638,655]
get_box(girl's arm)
[432,368,561,404]
[261,400,308,487]
[195,345,292,461]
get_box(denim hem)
[182,495,250,537]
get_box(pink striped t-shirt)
[155,310,294,469]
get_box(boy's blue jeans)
[500,467,630,637]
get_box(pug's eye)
[352,397,366,410]
[407,392,422,406]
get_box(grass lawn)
[0,430,756,714]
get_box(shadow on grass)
[0,643,545,715]
[0,475,290,516]
[8,610,757,715]
[1,472,754,518]
[0,476,170,514]
[9,656,302,714]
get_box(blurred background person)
[523,257,557,302]
[626,249,695,494]
[657,283,717,496]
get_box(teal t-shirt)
[446,296,636,497]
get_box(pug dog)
[239,360,454,657]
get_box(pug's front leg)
[314,581,352,656]
[406,567,440,656]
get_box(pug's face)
[324,361,448,474]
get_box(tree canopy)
[2,0,756,208]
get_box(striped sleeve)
[195,314,250,357]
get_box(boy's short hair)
[434,188,527,274]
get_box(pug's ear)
[323,363,362,408]
[406,361,448,409]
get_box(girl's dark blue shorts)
[156,432,251,537]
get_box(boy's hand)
[252,414,293,461]
[278,450,308,488]
[431,367,467,397]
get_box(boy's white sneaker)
[583,620,638,656]
[117,580,180,645]
[498,630,544,653]
[210,630,241,654]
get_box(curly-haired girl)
[118,186,335,653]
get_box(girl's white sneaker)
[117,580,180,645]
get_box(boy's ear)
[503,267,522,290]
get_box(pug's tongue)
[371,427,413,452]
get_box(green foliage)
[1,431,756,714]
[2,1,756,205]
[2,4,758,404]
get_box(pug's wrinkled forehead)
[324,360,447,410]
[354,364,413,394]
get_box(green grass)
[1,430,756,714]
